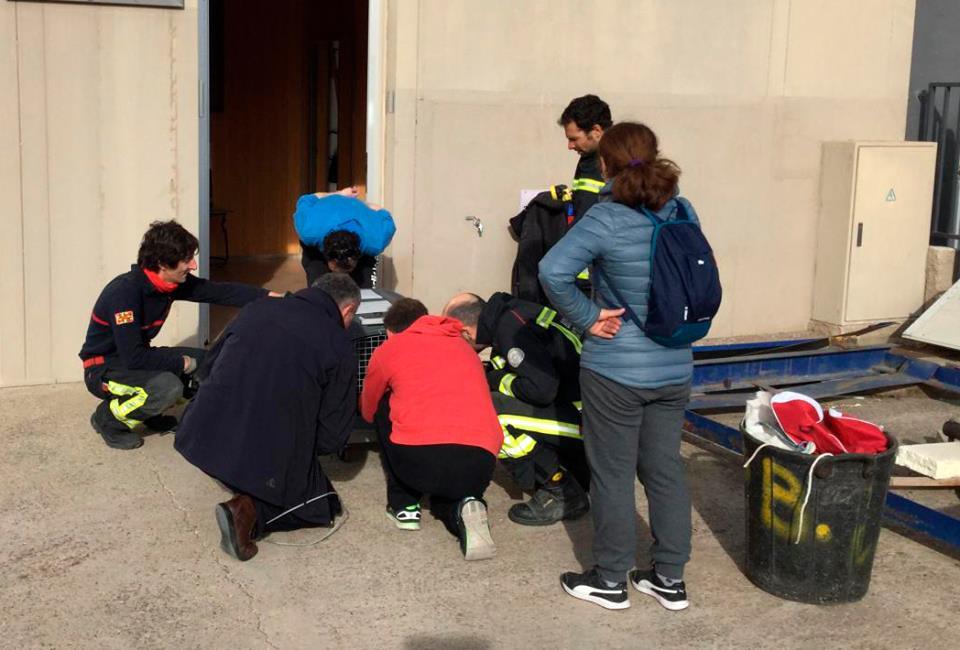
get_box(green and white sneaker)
[386,504,422,530]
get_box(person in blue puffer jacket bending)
[295,186,396,288]
[539,122,696,613]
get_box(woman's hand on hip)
[588,308,625,339]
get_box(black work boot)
[508,472,589,526]
[90,402,143,450]
[144,414,179,433]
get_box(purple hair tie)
[628,159,644,168]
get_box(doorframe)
[198,0,211,344]
[366,0,386,204]
[195,0,386,343]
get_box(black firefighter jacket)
[476,292,581,408]
[174,288,357,518]
[509,191,568,307]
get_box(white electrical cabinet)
[811,142,937,329]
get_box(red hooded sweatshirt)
[360,315,503,456]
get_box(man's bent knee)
[146,372,184,411]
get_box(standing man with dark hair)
[175,273,361,562]
[79,220,278,450]
[443,291,589,527]
[558,94,612,223]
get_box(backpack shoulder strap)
[593,265,644,333]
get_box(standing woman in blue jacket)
[539,122,695,612]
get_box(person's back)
[175,273,361,562]
[179,287,356,496]
[361,300,499,560]
[361,314,501,455]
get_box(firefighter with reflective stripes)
[559,94,611,225]
[444,291,589,526]
[79,221,275,450]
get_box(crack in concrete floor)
[148,459,279,650]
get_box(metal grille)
[355,332,387,393]
[918,82,960,252]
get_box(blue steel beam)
[883,493,960,551]
[693,345,891,387]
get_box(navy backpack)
[596,199,721,347]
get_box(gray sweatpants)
[580,368,691,582]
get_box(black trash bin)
[741,425,898,604]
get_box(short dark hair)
[444,293,485,327]
[384,298,428,334]
[137,220,199,271]
[323,230,361,267]
[311,272,361,309]
[558,94,612,132]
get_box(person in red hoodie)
[360,298,503,560]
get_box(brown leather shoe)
[215,495,259,561]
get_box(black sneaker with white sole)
[560,567,629,610]
[629,568,689,611]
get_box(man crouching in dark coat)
[175,273,359,561]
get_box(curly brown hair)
[137,220,199,271]
[598,122,680,211]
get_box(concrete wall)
[382,0,917,338]
[0,0,919,387]
[0,0,198,387]
[905,0,960,139]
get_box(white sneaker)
[457,498,496,560]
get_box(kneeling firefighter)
[443,291,589,526]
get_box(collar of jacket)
[291,286,345,325]
[134,264,179,294]
[476,291,515,346]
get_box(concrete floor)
[3,383,960,650]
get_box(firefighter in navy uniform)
[79,220,274,450]
[559,94,611,223]
[444,291,589,526]
[509,95,610,304]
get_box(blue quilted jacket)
[538,185,695,389]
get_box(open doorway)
[206,0,369,338]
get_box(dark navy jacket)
[174,288,356,514]
[79,264,265,374]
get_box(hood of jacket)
[403,314,464,338]
[476,292,514,346]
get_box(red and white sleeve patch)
[114,310,135,325]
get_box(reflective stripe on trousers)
[105,380,148,429]
[497,413,582,459]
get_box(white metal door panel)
[845,146,935,321]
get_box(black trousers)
[223,471,342,539]
[83,347,205,431]
[374,398,495,535]
[490,392,589,491]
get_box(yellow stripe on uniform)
[498,425,539,460]
[497,414,582,440]
[571,178,604,193]
[499,372,517,397]
[576,268,590,280]
[535,307,557,329]
[490,355,507,370]
[106,380,148,429]
[550,321,583,354]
